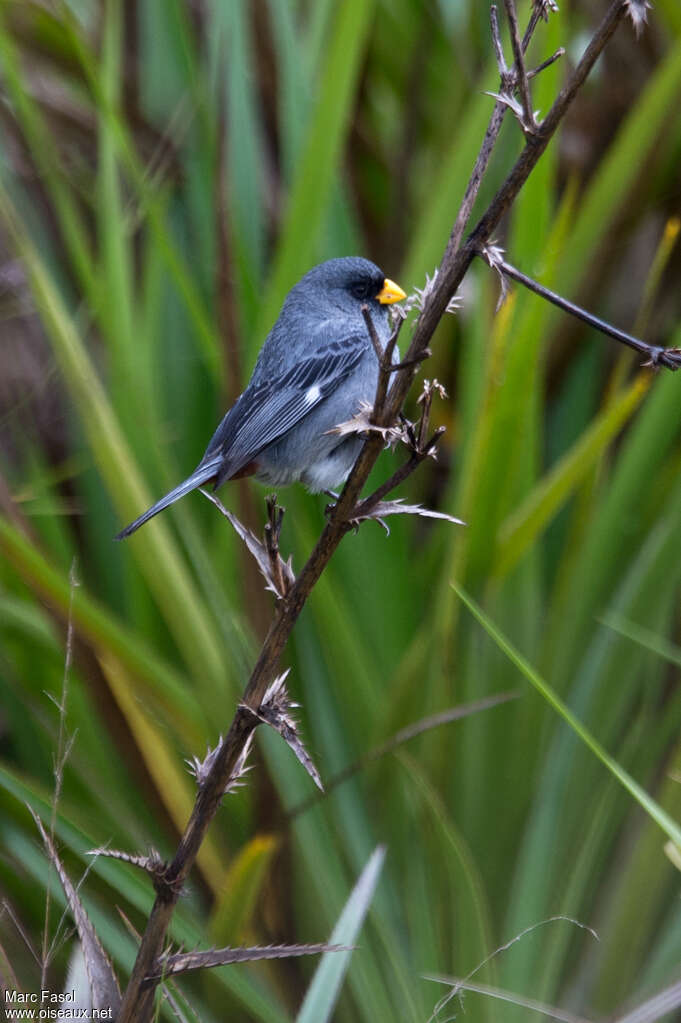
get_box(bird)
[115,257,406,539]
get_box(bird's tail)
[114,460,220,540]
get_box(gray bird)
[115,257,406,539]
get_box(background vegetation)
[1,0,681,1019]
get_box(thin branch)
[388,0,630,427]
[264,494,289,598]
[445,1,554,266]
[351,452,427,521]
[361,304,404,422]
[490,6,509,75]
[527,47,565,79]
[362,302,384,363]
[478,247,681,370]
[503,0,537,131]
[387,348,431,372]
[350,377,448,521]
[522,1,560,51]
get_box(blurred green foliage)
[1,1,681,1019]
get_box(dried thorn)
[186,732,255,795]
[625,0,651,36]
[478,241,510,309]
[402,268,463,318]
[386,314,405,353]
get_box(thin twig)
[490,6,509,75]
[479,248,681,370]
[522,2,560,50]
[362,302,384,363]
[350,377,448,522]
[361,304,404,423]
[445,1,553,266]
[527,47,565,79]
[503,0,536,131]
[387,348,432,373]
[387,0,630,428]
[264,495,288,598]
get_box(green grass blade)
[452,581,681,849]
[297,845,386,1023]
[495,374,649,579]
[0,517,204,737]
[0,9,99,305]
[0,189,230,697]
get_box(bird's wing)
[205,335,368,485]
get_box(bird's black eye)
[349,279,375,301]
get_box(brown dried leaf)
[150,942,352,979]
[245,672,323,791]
[351,499,465,536]
[327,402,407,446]
[31,812,121,1013]
[86,847,165,878]
[200,489,295,597]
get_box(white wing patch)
[305,385,321,404]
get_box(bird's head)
[286,257,406,322]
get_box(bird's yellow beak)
[376,278,407,305]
